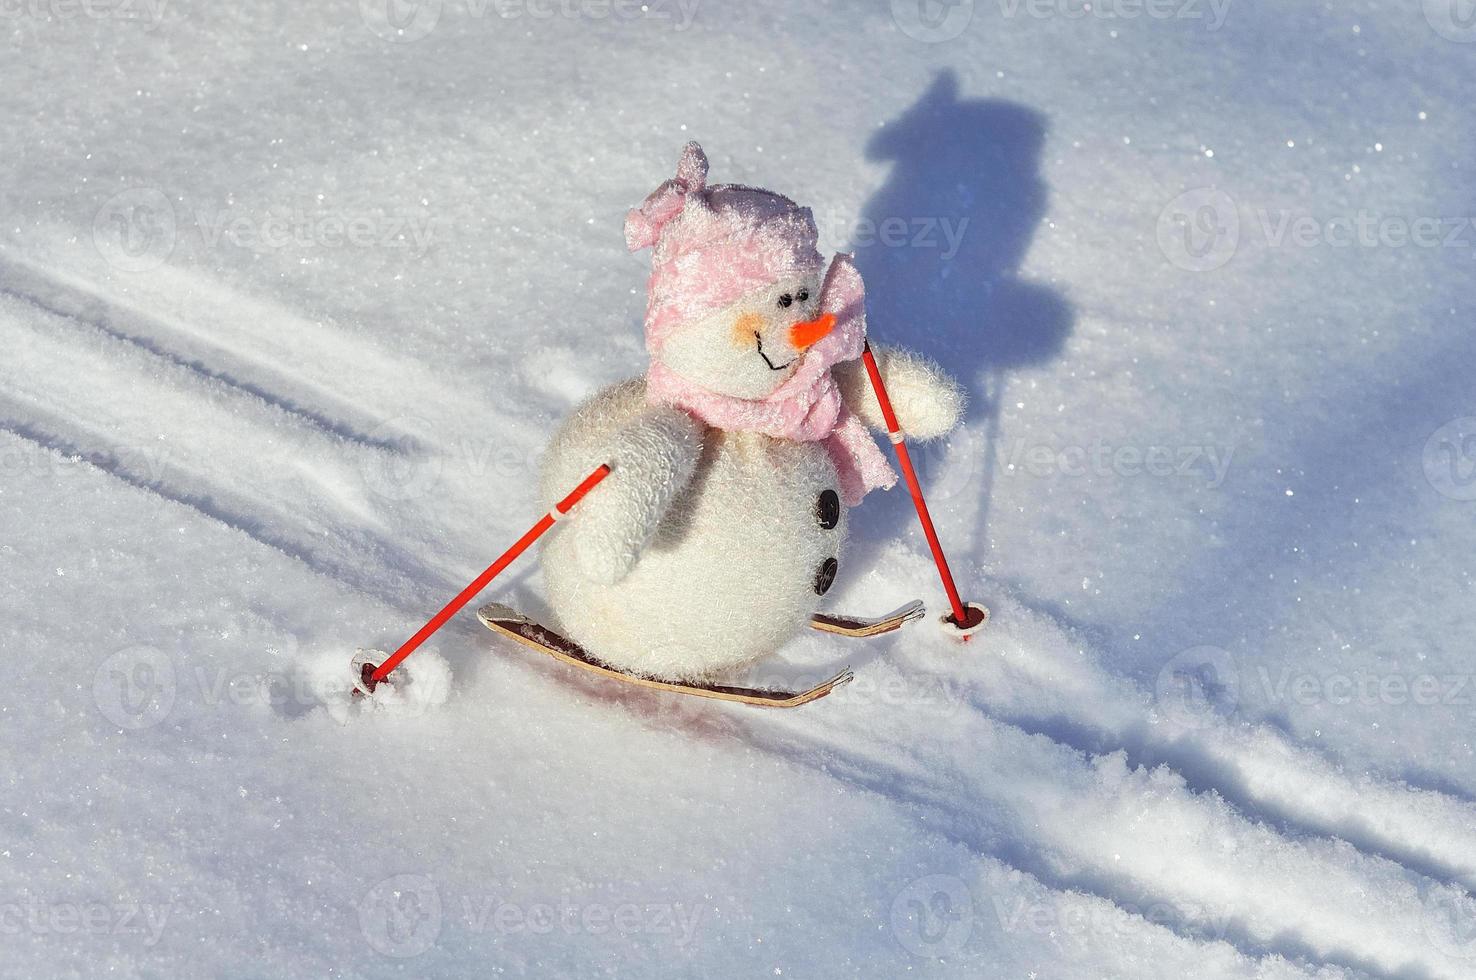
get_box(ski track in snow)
[0,254,547,609]
[4,257,1472,978]
[0,260,403,452]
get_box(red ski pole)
[355,463,611,694]
[862,343,987,637]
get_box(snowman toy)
[479,142,966,704]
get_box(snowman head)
[626,143,840,399]
[655,264,836,399]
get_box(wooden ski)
[477,603,854,708]
[810,599,926,638]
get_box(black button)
[814,557,838,596]
[816,489,840,530]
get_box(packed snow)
[2,1,1474,976]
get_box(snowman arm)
[834,344,965,441]
[557,406,703,585]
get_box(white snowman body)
[533,143,964,684]
[540,378,847,682]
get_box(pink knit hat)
[625,141,825,352]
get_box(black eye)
[797,289,809,302]
[778,294,793,308]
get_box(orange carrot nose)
[789,312,836,350]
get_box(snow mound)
[303,648,453,725]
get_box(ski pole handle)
[369,463,612,684]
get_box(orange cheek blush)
[732,312,764,346]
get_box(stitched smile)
[754,333,793,371]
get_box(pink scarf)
[646,255,897,506]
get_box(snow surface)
[2,1,1474,977]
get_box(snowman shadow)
[844,71,1074,581]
